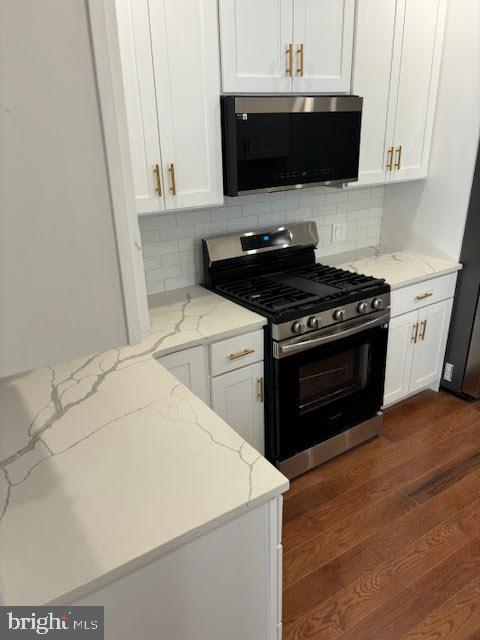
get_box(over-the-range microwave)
[221,95,363,197]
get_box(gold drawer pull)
[415,292,433,301]
[412,322,419,344]
[386,146,394,171]
[297,43,304,76]
[168,162,176,196]
[153,163,162,196]
[420,319,427,341]
[257,377,264,402]
[227,348,255,361]
[286,44,293,77]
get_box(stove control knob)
[372,298,385,311]
[291,321,304,335]
[307,316,319,330]
[357,302,369,315]
[333,309,345,321]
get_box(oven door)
[272,311,389,463]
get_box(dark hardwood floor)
[282,390,480,640]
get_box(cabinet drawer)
[210,330,263,376]
[391,273,457,318]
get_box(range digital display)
[241,230,291,251]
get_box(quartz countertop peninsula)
[0,286,287,606]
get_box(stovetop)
[213,263,388,323]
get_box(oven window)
[298,344,370,415]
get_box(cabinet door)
[352,0,397,186]
[390,0,447,181]
[115,0,164,214]
[383,310,417,407]
[292,0,355,93]
[156,346,209,404]
[409,300,453,394]
[211,362,265,454]
[149,0,224,211]
[219,0,294,93]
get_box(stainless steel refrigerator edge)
[443,142,480,397]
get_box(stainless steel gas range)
[202,222,391,479]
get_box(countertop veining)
[0,286,286,607]
[321,246,462,289]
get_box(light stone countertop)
[321,246,462,290]
[0,286,286,606]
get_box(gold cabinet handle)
[297,44,304,76]
[412,322,419,344]
[420,319,427,341]
[286,44,293,77]
[227,348,255,361]
[257,377,264,402]
[153,163,162,196]
[415,292,433,301]
[395,145,402,170]
[168,163,176,196]
[386,147,394,171]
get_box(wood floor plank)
[327,409,480,494]
[404,446,480,504]
[398,578,480,640]
[283,491,415,588]
[383,393,468,443]
[333,537,480,640]
[283,477,338,523]
[283,417,480,550]
[282,391,480,640]
[283,519,471,640]
[364,474,480,562]
[384,389,444,426]
[282,544,380,624]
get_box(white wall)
[381,0,480,261]
[139,186,384,295]
[0,0,129,377]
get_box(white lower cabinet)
[156,330,266,452]
[383,310,417,406]
[384,297,454,407]
[409,299,453,394]
[156,346,209,404]
[210,362,265,454]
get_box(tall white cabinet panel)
[149,0,224,211]
[219,0,294,93]
[383,310,416,407]
[352,0,446,187]
[390,0,447,181]
[409,300,453,394]
[292,0,355,93]
[156,346,209,404]
[115,0,164,213]
[211,362,265,454]
[352,0,396,185]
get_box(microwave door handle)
[277,312,390,358]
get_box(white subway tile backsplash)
[176,210,211,227]
[142,240,179,257]
[139,185,385,294]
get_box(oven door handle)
[275,311,390,358]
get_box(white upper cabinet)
[352,0,397,185]
[115,0,164,214]
[116,0,223,214]
[390,0,447,181]
[218,0,355,93]
[292,0,355,93]
[353,0,447,186]
[219,0,294,93]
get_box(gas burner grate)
[216,277,322,313]
[290,264,385,292]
